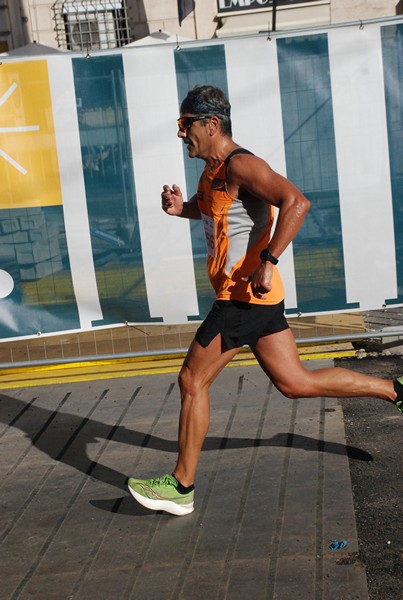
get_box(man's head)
[179,85,232,137]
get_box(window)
[52,1,130,51]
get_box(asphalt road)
[336,355,403,600]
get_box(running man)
[128,85,403,516]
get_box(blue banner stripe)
[175,45,229,319]
[382,23,403,305]
[277,34,357,313]
[72,55,158,325]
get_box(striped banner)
[0,19,401,340]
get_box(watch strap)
[260,248,279,265]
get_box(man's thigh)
[181,334,241,387]
[252,328,307,389]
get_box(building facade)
[0,1,402,53]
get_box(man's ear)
[209,115,221,135]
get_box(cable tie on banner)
[267,21,272,41]
[86,43,91,59]
[175,35,181,51]
[359,20,364,30]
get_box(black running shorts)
[195,299,289,350]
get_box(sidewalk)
[0,360,369,599]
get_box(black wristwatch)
[260,248,279,265]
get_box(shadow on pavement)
[0,393,372,498]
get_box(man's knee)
[275,379,310,399]
[178,366,189,393]
[178,364,203,397]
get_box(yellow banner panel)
[0,60,62,208]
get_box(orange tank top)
[196,149,284,305]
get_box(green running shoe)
[128,474,194,516]
[394,376,403,414]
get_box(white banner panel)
[328,25,397,308]
[123,47,199,323]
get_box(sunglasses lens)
[177,115,210,131]
[178,117,190,131]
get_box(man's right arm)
[178,194,202,219]
[161,184,201,220]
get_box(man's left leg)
[253,328,399,403]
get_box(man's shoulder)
[226,149,267,176]
[224,146,254,167]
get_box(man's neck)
[204,140,239,170]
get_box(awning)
[125,30,193,46]
[0,42,64,56]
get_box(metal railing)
[0,307,402,369]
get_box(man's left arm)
[228,154,311,297]
[266,175,311,260]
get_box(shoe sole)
[128,484,194,516]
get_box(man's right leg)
[128,335,240,515]
[173,336,240,488]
